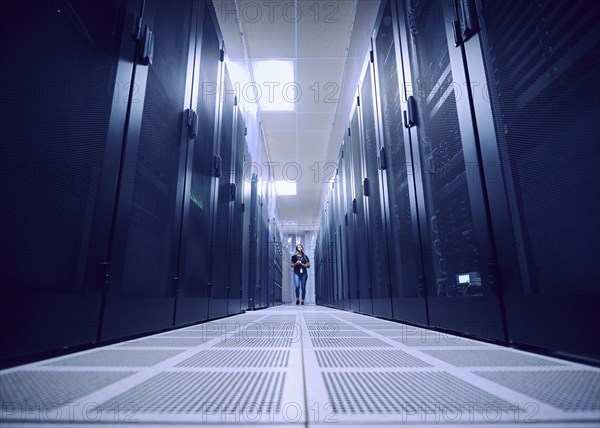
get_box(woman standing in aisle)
[291,244,310,305]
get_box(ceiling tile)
[296,0,356,58]
[261,111,296,132]
[297,112,335,132]
[296,59,344,113]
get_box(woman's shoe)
[296,299,299,305]
[301,301,305,305]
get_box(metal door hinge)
[219,48,225,62]
[357,96,360,107]
[369,50,374,63]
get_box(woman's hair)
[296,244,303,253]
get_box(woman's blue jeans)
[294,273,308,301]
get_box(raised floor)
[1,305,599,427]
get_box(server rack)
[372,0,428,325]
[176,0,221,326]
[315,0,600,362]
[0,0,273,366]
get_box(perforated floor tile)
[315,350,431,368]
[1,305,598,427]
[100,371,285,414]
[321,371,516,414]
[310,337,392,347]
[211,337,295,348]
[43,349,184,367]
[0,371,135,412]
[177,350,290,368]
[422,349,567,367]
[473,370,600,411]
[389,336,490,347]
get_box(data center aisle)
[1,306,599,427]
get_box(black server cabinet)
[397,0,505,340]
[208,66,235,320]
[358,54,393,319]
[247,175,259,309]
[99,0,197,340]
[227,106,246,315]
[336,155,350,310]
[349,106,373,315]
[467,0,600,359]
[342,135,360,312]
[175,0,220,326]
[0,0,139,361]
[259,202,270,308]
[240,147,253,311]
[372,0,428,325]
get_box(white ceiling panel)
[296,0,357,58]
[261,111,296,132]
[295,59,345,113]
[297,112,335,132]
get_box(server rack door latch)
[219,48,225,62]
[99,262,112,292]
[344,212,348,226]
[173,277,181,297]
[357,96,360,107]
[187,109,198,139]
[133,15,154,65]
[406,96,418,127]
[241,202,245,212]
[352,198,357,213]
[348,127,351,137]
[234,95,238,106]
[214,155,222,177]
[378,146,387,170]
[363,178,371,197]
[369,50,374,63]
[133,17,154,65]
